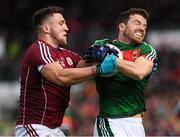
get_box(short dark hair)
[116,8,149,31]
[32,6,64,32]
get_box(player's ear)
[118,23,126,32]
[41,24,50,34]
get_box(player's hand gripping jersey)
[93,39,158,118]
[82,45,119,63]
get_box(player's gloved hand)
[96,54,117,76]
[83,45,119,63]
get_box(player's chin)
[59,39,67,47]
[61,43,67,48]
[133,38,143,44]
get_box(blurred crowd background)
[0,0,180,136]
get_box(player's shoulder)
[59,47,80,57]
[27,40,42,51]
[139,42,158,61]
[140,42,157,53]
[24,41,38,54]
[25,40,52,59]
[22,41,39,63]
[59,47,76,54]
[28,40,57,54]
[58,47,81,65]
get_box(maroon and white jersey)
[16,40,81,128]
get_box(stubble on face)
[48,13,68,47]
[123,14,147,44]
[50,28,67,47]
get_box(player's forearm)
[56,66,96,86]
[42,55,117,86]
[42,62,96,86]
[116,59,148,80]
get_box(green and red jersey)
[94,39,158,118]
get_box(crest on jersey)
[66,57,73,65]
[132,49,139,59]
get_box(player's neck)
[38,34,58,48]
[117,36,130,44]
[117,34,135,45]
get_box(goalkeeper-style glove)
[83,45,119,63]
[96,54,117,77]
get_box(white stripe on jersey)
[100,118,110,136]
[42,43,52,63]
[38,41,55,64]
[23,67,30,125]
[38,41,48,64]
[146,45,157,61]
[149,47,156,61]
[46,46,55,62]
[42,43,55,63]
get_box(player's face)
[48,13,69,47]
[123,14,147,44]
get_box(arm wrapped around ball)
[83,45,119,63]
[96,54,117,77]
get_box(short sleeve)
[26,41,54,71]
[68,52,81,67]
[140,43,159,75]
[140,42,158,63]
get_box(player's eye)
[143,24,147,29]
[59,20,65,25]
[134,20,141,25]
[134,20,147,30]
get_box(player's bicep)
[135,56,154,76]
[41,62,64,86]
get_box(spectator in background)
[14,6,117,137]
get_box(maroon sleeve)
[26,42,54,70]
[69,51,81,67]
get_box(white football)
[100,43,123,77]
[106,43,123,59]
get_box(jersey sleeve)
[26,42,54,71]
[140,42,159,75]
[140,43,158,63]
[68,51,81,67]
